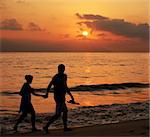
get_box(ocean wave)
[0,109,18,112]
[70,82,149,91]
[0,91,19,96]
[0,83,149,96]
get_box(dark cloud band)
[27,22,43,31]
[76,13,149,40]
[0,19,23,30]
[0,19,44,31]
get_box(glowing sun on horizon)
[82,31,89,37]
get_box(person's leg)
[30,106,36,130]
[62,103,68,129]
[45,113,60,128]
[62,104,71,131]
[43,103,61,133]
[62,111,67,129]
[14,112,27,131]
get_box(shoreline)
[2,119,149,136]
[1,101,149,135]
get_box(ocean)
[0,52,149,114]
[0,52,149,134]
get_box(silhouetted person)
[14,75,44,132]
[43,64,75,133]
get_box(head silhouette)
[25,75,33,84]
[58,64,65,74]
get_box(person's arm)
[65,74,74,101]
[44,76,55,98]
[67,89,74,101]
[45,81,53,97]
[31,88,44,97]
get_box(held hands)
[42,94,48,99]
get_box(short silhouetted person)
[43,64,75,133]
[14,75,44,131]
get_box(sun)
[82,31,89,37]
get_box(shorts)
[19,102,35,114]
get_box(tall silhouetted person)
[43,64,75,133]
[14,75,44,131]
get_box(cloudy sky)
[0,0,149,52]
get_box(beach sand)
[2,119,149,137]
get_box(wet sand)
[2,119,149,137]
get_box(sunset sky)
[0,0,149,52]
